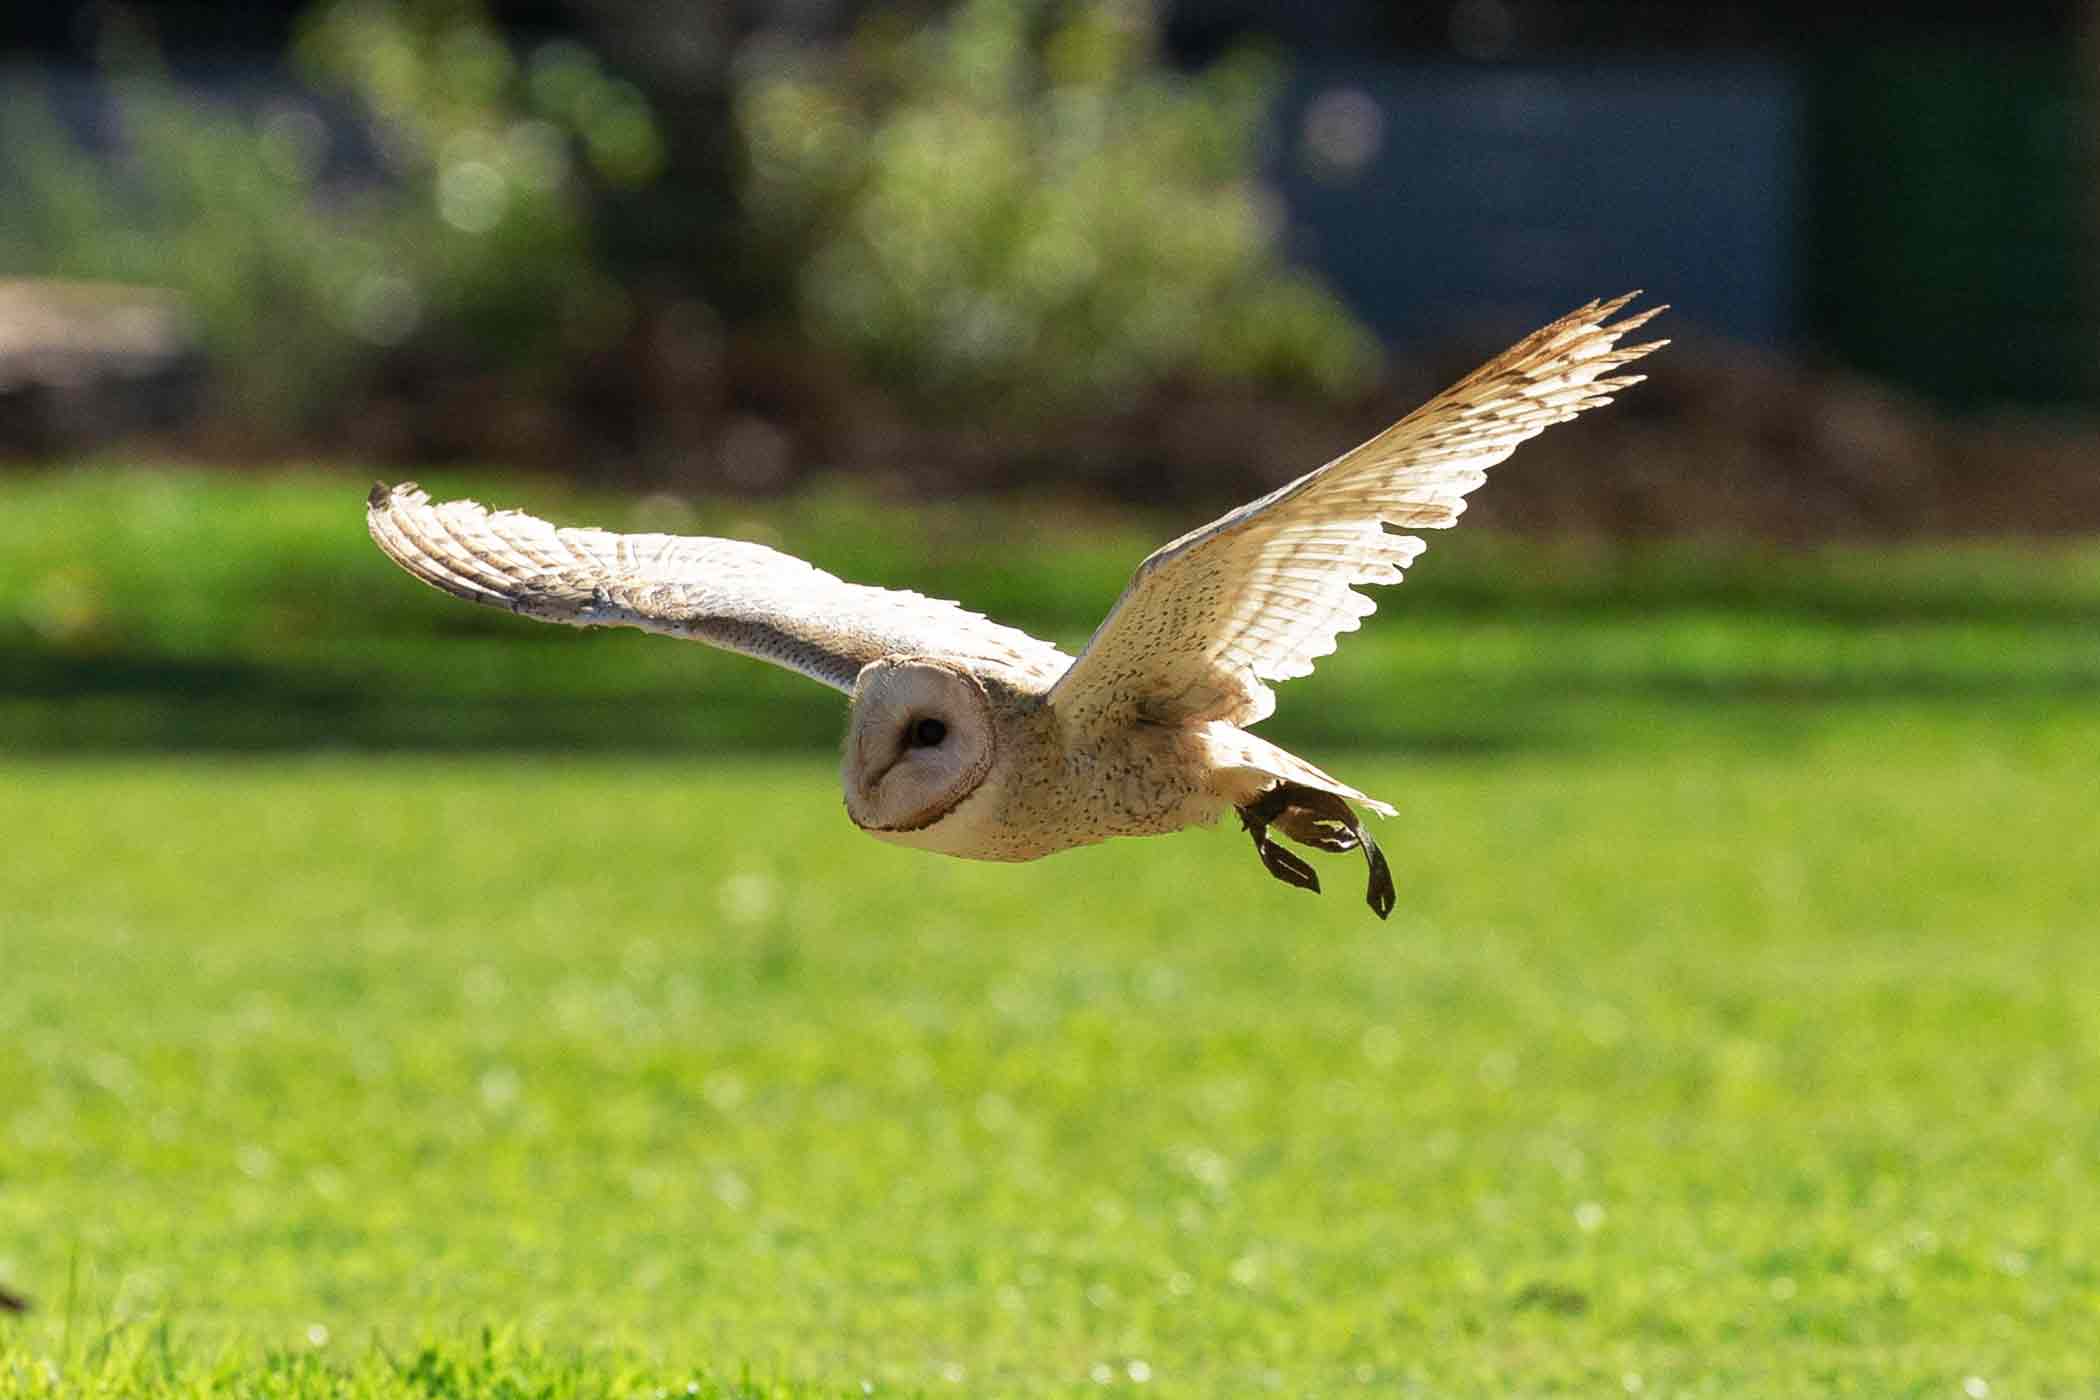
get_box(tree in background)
[736,0,1377,420]
[1,0,1374,461]
[0,0,660,438]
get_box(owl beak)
[853,729,904,793]
[847,761,887,821]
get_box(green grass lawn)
[2,468,2098,1395]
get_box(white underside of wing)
[367,484,1072,693]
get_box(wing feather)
[367,484,1071,694]
[1049,294,1666,727]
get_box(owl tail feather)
[1238,782,1396,920]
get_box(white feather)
[366,484,1072,693]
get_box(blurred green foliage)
[0,0,660,431]
[0,0,1377,449]
[5,467,2097,756]
[737,0,1379,417]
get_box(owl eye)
[909,717,948,748]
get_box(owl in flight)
[368,294,1664,919]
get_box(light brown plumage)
[367,295,1666,917]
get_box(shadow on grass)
[1396,576,2100,630]
[6,639,2095,757]
[4,648,850,754]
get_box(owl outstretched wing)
[1047,294,1667,729]
[366,484,1072,694]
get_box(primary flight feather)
[367,294,1666,918]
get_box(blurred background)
[4,0,2099,525]
[5,6,2100,1392]
[5,0,2100,754]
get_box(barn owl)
[367,294,1665,918]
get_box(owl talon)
[1356,821,1396,920]
[1244,816,1322,893]
[1240,784,1393,917]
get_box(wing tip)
[1583,292,1666,334]
[367,480,432,515]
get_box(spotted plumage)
[366,294,1665,917]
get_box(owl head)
[842,658,997,834]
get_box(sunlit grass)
[4,465,2097,757]
[3,731,2098,1394]
[2,465,2098,1394]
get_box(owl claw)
[1239,783,1394,919]
[1245,815,1322,893]
[1356,821,1396,919]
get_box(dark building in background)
[1803,37,2090,406]
[1265,58,1798,354]
[1164,0,2093,407]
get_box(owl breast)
[859,698,1224,863]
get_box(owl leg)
[1240,800,1321,895]
[1241,784,1396,920]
